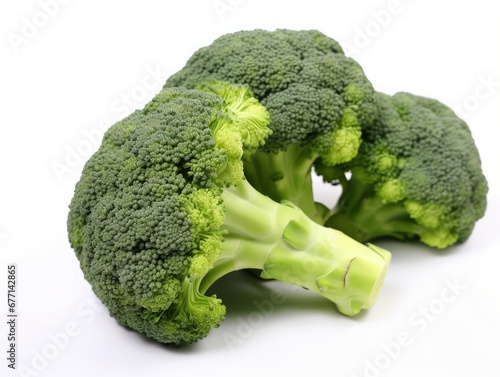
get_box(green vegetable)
[166,29,376,223]
[67,84,391,345]
[320,92,488,248]
[167,29,487,249]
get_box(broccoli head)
[68,84,391,345]
[320,92,488,249]
[166,29,376,222]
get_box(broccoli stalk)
[243,144,327,224]
[325,175,424,243]
[199,178,390,316]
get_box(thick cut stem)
[325,176,424,243]
[200,179,391,316]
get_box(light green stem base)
[201,179,391,316]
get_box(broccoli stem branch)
[325,176,425,243]
[200,179,391,316]
[243,144,328,223]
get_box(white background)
[1,1,499,376]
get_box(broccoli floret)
[68,84,391,345]
[166,29,376,222]
[320,92,488,249]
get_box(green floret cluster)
[166,29,375,159]
[166,30,376,221]
[68,88,237,343]
[322,92,488,248]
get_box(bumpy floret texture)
[326,92,488,248]
[166,29,376,165]
[67,87,261,344]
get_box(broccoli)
[319,92,488,249]
[166,29,376,223]
[166,29,487,249]
[67,84,391,345]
